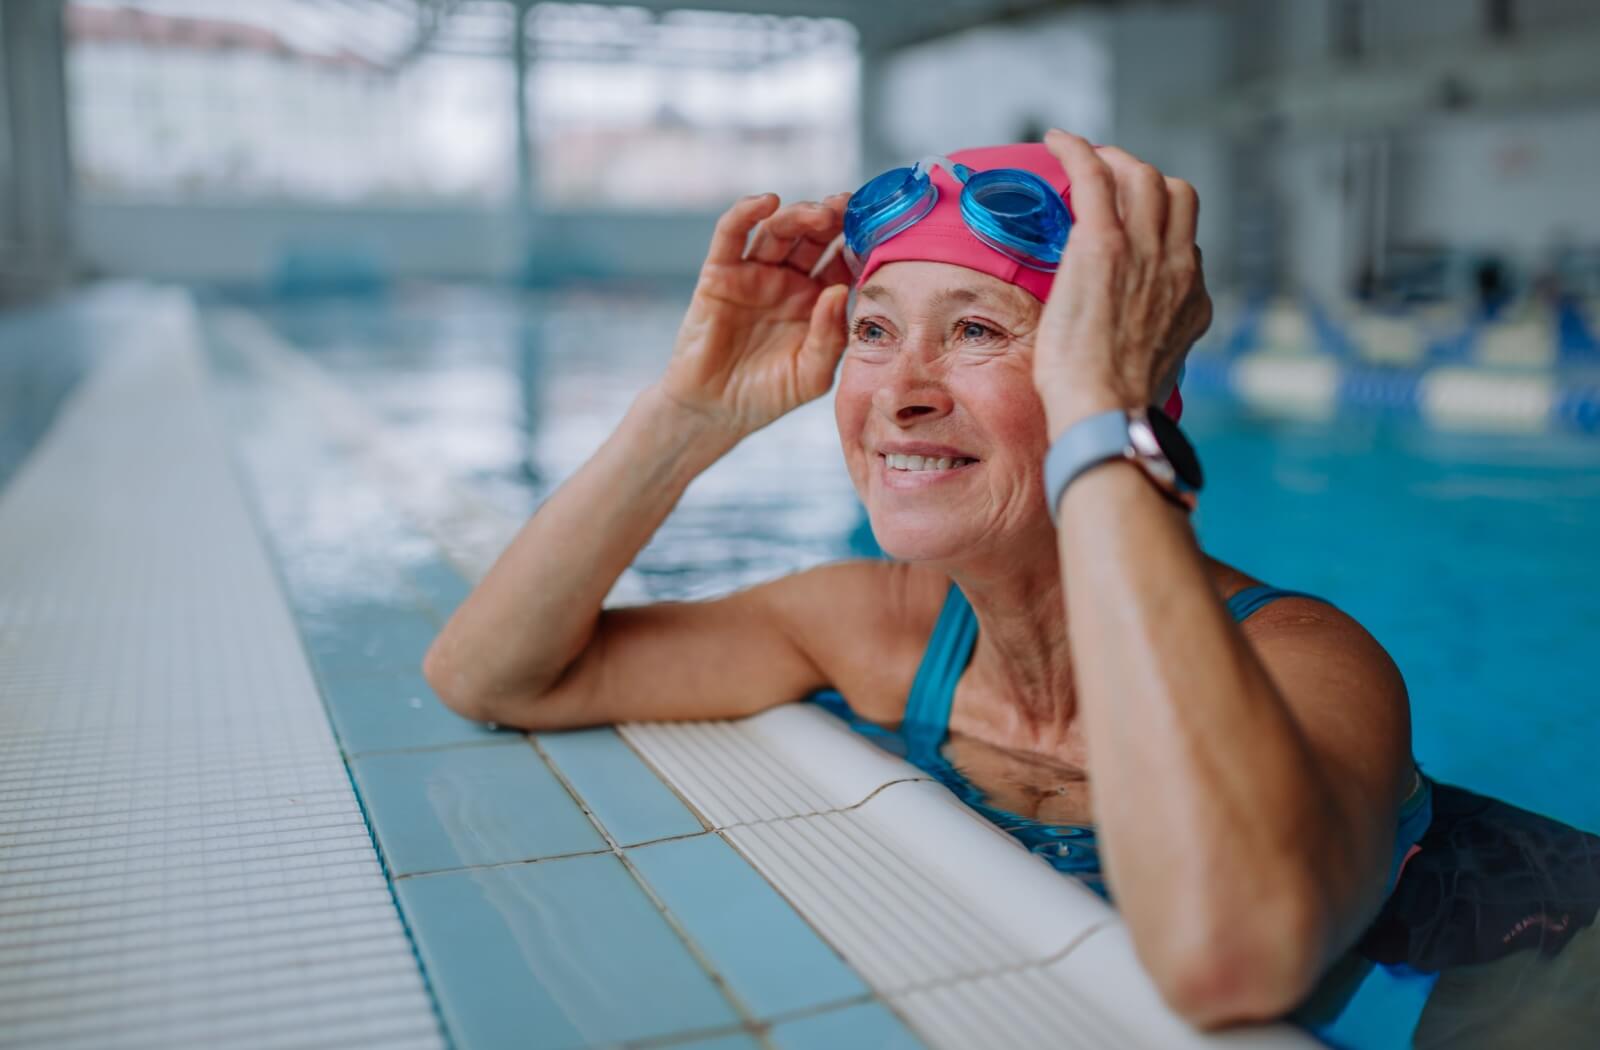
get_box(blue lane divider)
[1219,295,1267,358]
[1305,297,1361,361]
[1179,349,1600,434]
[1557,297,1600,364]
[1554,382,1600,433]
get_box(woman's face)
[834,260,1053,562]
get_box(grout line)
[527,732,779,1050]
[340,734,526,760]
[618,991,889,1048]
[618,722,933,828]
[392,844,618,881]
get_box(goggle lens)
[843,166,937,260]
[842,159,1072,274]
[961,169,1071,271]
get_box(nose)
[872,347,954,426]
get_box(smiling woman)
[423,133,1421,1029]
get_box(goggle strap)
[810,231,849,281]
[912,155,970,184]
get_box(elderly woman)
[423,131,1429,1027]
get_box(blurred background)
[0,0,1594,308]
[2,0,1598,829]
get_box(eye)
[852,318,890,343]
[955,319,1001,342]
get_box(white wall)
[1228,0,1600,300]
[875,14,1113,159]
[1389,106,1600,266]
[870,5,1233,278]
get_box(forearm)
[1056,462,1347,1009]
[425,384,738,715]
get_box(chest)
[940,676,1096,826]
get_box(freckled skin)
[834,261,1057,564]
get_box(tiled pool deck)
[1,285,1311,1049]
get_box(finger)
[706,193,780,265]
[1043,129,1119,235]
[796,283,850,396]
[784,235,829,276]
[745,202,840,264]
[1096,146,1167,253]
[1164,176,1199,257]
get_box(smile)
[881,453,977,472]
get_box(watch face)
[1147,406,1204,492]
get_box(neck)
[943,533,1080,755]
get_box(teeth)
[884,454,974,472]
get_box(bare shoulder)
[1206,557,1412,797]
[1206,557,1399,670]
[762,559,950,724]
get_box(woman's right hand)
[658,192,855,440]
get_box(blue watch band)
[1042,409,1130,522]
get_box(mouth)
[874,446,981,489]
[878,452,979,473]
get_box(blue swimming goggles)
[841,155,1073,274]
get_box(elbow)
[422,635,496,725]
[1142,887,1324,1029]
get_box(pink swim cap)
[853,142,1183,420]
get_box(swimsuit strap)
[905,581,1330,745]
[902,583,978,746]
[1225,584,1326,623]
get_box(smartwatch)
[1043,406,1203,520]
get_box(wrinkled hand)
[1034,130,1213,437]
[659,192,855,440]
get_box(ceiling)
[70,0,1113,72]
[309,0,1094,65]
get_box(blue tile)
[299,604,440,675]
[769,1003,925,1050]
[397,853,739,1049]
[351,743,603,875]
[537,728,704,846]
[318,667,502,755]
[409,557,474,618]
[627,835,868,1018]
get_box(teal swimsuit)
[812,583,1433,900]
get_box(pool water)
[243,285,1600,1049]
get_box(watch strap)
[1043,409,1130,522]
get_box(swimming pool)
[249,284,1599,834]
[245,284,1599,1047]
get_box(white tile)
[621,701,930,827]
[722,781,1111,992]
[0,289,441,1049]
[1040,923,1316,1049]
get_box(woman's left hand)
[1033,130,1213,438]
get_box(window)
[67,0,513,203]
[529,5,859,208]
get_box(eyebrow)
[857,283,1025,316]
[857,285,990,308]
